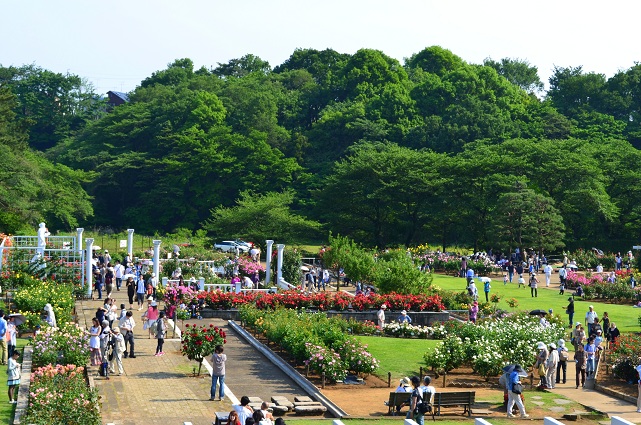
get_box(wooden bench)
[432,392,475,418]
[384,392,411,416]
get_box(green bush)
[14,280,74,329]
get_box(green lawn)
[0,338,28,424]
[431,273,641,333]
[356,336,439,380]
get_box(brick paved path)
[78,296,308,425]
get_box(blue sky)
[3,0,639,94]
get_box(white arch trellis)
[0,234,85,287]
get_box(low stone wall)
[200,308,449,326]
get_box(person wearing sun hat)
[468,301,479,324]
[535,341,549,388]
[556,339,569,385]
[377,304,387,328]
[397,310,412,324]
[546,343,559,388]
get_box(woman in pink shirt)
[142,300,160,339]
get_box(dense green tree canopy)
[4,46,641,253]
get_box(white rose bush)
[425,313,565,379]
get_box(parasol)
[529,309,548,316]
[8,313,26,326]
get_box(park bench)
[432,391,475,418]
[384,392,411,415]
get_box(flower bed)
[383,321,433,338]
[13,280,75,329]
[609,334,641,383]
[239,305,379,382]
[565,270,638,300]
[424,313,565,379]
[22,364,100,425]
[32,322,91,368]
[198,290,445,312]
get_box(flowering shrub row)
[424,313,565,379]
[13,280,75,329]
[239,305,379,382]
[383,322,434,338]
[22,364,100,425]
[609,334,641,383]
[565,270,639,300]
[32,322,91,368]
[198,290,445,312]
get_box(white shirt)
[114,264,124,278]
[419,385,436,403]
[544,265,553,275]
[585,310,598,324]
[233,405,252,425]
[120,316,136,332]
[377,309,386,325]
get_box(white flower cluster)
[383,321,434,338]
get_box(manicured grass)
[431,273,641,333]
[0,338,29,424]
[356,336,439,380]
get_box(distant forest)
[2,46,641,252]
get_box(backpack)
[559,349,569,361]
[415,389,432,414]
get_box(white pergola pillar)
[85,238,94,297]
[152,240,161,280]
[276,244,285,284]
[265,240,274,284]
[127,229,135,260]
[76,228,84,253]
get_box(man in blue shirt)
[0,310,7,365]
[397,310,412,324]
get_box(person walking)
[154,311,166,356]
[575,343,587,388]
[543,263,553,287]
[136,274,146,310]
[565,297,575,328]
[636,365,641,413]
[120,311,136,359]
[483,279,491,303]
[585,305,598,336]
[142,300,160,339]
[126,276,136,310]
[506,364,529,418]
[585,337,597,378]
[529,273,539,297]
[546,343,559,388]
[89,317,102,366]
[409,376,426,425]
[535,341,548,388]
[6,316,17,359]
[556,339,569,385]
[111,327,125,375]
[99,320,112,379]
[210,344,227,401]
[377,304,387,328]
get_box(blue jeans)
[586,357,595,375]
[211,374,225,399]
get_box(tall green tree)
[322,234,375,291]
[203,191,321,249]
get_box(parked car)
[234,239,254,249]
[214,241,249,253]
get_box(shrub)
[14,280,74,329]
[305,343,347,383]
[181,323,225,375]
[32,323,90,368]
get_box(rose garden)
[2,231,641,424]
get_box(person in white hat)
[535,341,549,388]
[397,310,412,324]
[556,339,569,385]
[377,304,387,328]
[546,343,559,388]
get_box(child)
[503,274,508,286]
[559,281,565,295]
[7,350,20,403]
[517,274,525,289]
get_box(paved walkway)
[77,296,309,425]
